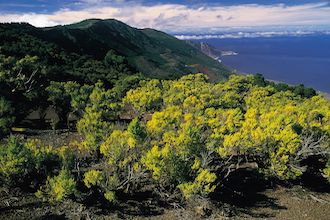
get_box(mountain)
[0,19,230,82]
[186,41,222,60]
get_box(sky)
[0,0,330,33]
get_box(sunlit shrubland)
[1,73,329,204]
[73,73,330,201]
[121,73,330,199]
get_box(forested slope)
[0,19,230,81]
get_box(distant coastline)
[184,36,330,96]
[218,61,330,99]
[191,35,330,93]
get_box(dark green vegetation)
[0,19,328,218]
[0,19,229,81]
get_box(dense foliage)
[122,74,330,199]
[1,72,328,206]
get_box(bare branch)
[297,133,329,160]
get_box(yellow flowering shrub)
[100,130,136,166]
[124,79,163,113]
[84,170,103,188]
[104,191,116,202]
[178,169,217,199]
[36,169,76,203]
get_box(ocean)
[193,35,330,93]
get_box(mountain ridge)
[0,19,230,81]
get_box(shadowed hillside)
[0,19,230,81]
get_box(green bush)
[76,81,120,153]
[84,170,103,188]
[25,139,59,175]
[36,169,76,203]
[0,137,62,187]
[0,136,33,185]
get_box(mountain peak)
[65,18,131,30]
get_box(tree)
[104,50,130,80]
[46,82,72,127]
[0,55,47,121]
[46,81,93,127]
[0,97,14,138]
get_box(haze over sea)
[178,32,330,93]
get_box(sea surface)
[194,35,330,93]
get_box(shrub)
[100,130,136,166]
[178,169,217,199]
[84,170,103,188]
[0,136,34,186]
[0,137,62,187]
[104,191,116,202]
[124,79,163,113]
[128,74,330,199]
[127,118,146,143]
[30,73,329,204]
[25,139,59,175]
[77,81,120,153]
[36,169,76,203]
[57,144,78,170]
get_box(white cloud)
[175,30,330,40]
[0,2,330,33]
[0,13,58,27]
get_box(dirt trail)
[236,187,330,220]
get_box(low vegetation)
[1,72,329,208]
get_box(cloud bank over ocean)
[175,30,330,40]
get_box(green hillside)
[0,19,230,82]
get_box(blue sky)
[1,1,329,13]
[1,0,330,33]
